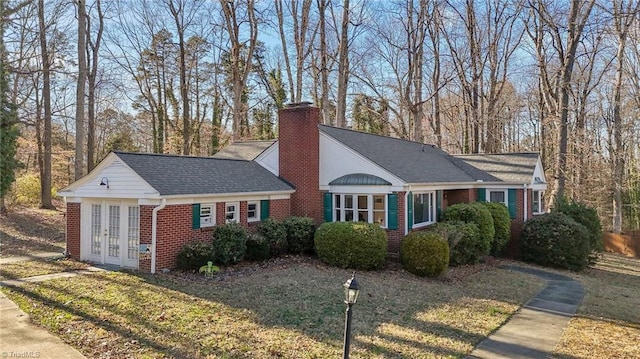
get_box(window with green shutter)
[508,188,517,219]
[387,193,398,230]
[192,204,201,229]
[323,192,333,222]
[260,200,270,220]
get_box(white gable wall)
[531,157,547,190]
[62,156,158,200]
[255,143,279,175]
[319,132,405,190]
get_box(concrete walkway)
[0,255,112,359]
[467,265,584,359]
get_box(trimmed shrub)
[553,198,603,255]
[212,223,247,265]
[245,233,271,261]
[284,216,316,254]
[176,241,215,271]
[442,203,494,257]
[428,221,482,266]
[479,202,511,256]
[521,212,590,271]
[258,218,288,256]
[401,231,449,277]
[314,222,387,270]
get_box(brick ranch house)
[59,103,547,273]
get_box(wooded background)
[1,0,639,232]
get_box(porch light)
[100,177,109,189]
[343,272,360,304]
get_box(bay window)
[334,194,386,227]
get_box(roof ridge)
[453,151,540,156]
[318,124,439,147]
[114,151,251,162]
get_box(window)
[247,201,260,222]
[532,190,544,214]
[334,194,386,227]
[225,202,239,223]
[200,204,215,227]
[488,189,507,206]
[413,192,435,227]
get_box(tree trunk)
[318,0,331,125]
[38,0,53,208]
[335,0,349,128]
[86,0,103,170]
[75,0,86,180]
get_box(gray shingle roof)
[115,152,293,196]
[319,125,500,183]
[212,140,276,160]
[453,153,540,184]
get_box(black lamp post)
[342,272,360,359]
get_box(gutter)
[151,198,167,274]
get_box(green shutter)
[387,193,398,230]
[477,188,486,202]
[323,192,333,222]
[192,203,201,229]
[407,192,414,229]
[260,200,270,220]
[508,189,517,219]
[436,190,442,221]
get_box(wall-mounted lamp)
[99,177,109,189]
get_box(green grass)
[1,262,544,358]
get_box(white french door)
[84,201,139,268]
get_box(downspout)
[151,199,167,274]
[523,184,528,221]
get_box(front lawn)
[1,261,543,358]
[0,258,89,281]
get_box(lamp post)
[342,272,360,359]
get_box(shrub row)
[176,216,316,270]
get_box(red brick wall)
[66,203,81,260]
[270,198,291,220]
[139,205,154,272]
[446,189,475,205]
[278,104,322,224]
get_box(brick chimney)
[278,102,322,224]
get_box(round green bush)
[212,223,247,265]
[245,233,271,261]
[442,203,493,257]
[553,198,603,254]
[401,231,449,277]
[258,218,288,256]
[521,212,590,271]
[176,241,215,270]
[479,202,511,256]
[284,216,316,254]
[428,221,481,266]
[314,222,387,270]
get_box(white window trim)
[247,201,260,222]
[532,190,544,214]
[225,202,240,224]
[333,193,387,228]
[200,203,216,228]
[487,189,508,207]
[412,191,436,229]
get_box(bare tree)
[86,0,104,170]
[75,0,87,180]
[610,0,640,233]
[527,0,596,203]
[38,0,53,208]
[335,0,350,127]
